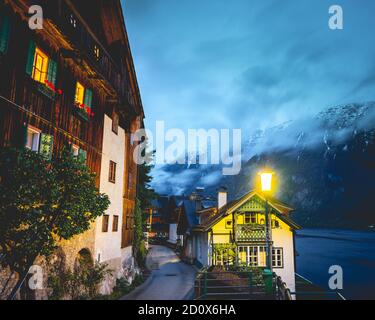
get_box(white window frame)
[238,245,269,267]
[26,126,41,152]
[72,144,80,157]
[272,248,284,269]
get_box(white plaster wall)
[95,115,125,264]
[169,224,178,243]
[272,218,296,294]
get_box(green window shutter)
[38,133,54,160]
[47,59,58,86]
[26,40,36,76]
[83,88,93,109]
[0,15,10,54]
[78,149,87,163]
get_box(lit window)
[237,246,267,267]
[70,14,77,28]
[32,47,49,84]
[26,126,41,152]
[94,45,100,61]
[75,82,85,105]
[245,213,257,224]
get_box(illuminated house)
[0,0,144,298]
[178,188,301,294]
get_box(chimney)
[191,187,204,211]
[218,186,228,209]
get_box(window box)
[74,105,89,122]
[36,81,56,100]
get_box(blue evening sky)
[122,0,375,135]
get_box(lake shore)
[295,228,375,300]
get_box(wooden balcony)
[44,0,135,109]
[235,224,266,242]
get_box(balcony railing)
[235,224,266,242]
[45,0,135,109]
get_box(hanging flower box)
[74,102,94,122]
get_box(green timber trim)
[194,191,301,232]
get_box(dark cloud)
[123,0,375,190]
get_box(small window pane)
[75,82,85,105]
[102,215,109,233]
[112,215,119,232]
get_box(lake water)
[295,228,375,300]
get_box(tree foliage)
[137,148,156,211]
[0,147,110,279]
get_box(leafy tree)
[133,199,147,267]
[0,147,110,299]
[133,144,156,266]
[137,148,156,211]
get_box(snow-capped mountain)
[151,102,375,228]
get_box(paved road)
[121,245,196,300]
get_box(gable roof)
[177,199,200,236]
[195,190,300,231]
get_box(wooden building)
[0,0,144,297]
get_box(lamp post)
[259,171,274,271]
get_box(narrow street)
[121,245,196,300]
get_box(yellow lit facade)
[192,191,300,293]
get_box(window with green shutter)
[84,88,93,109]
[26,40,36,76]
[26,42,59,89]
[47,59,58,86]
[0,14,10,54]
[38,133,54,160]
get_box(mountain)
[151,102,375,229]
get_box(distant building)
[177,187,301,294]
[167,197,184,245]
[148,197,170,238]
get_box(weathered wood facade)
[0,0,144,287]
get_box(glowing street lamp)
[258,170,275,271]
[260,172,273,192]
